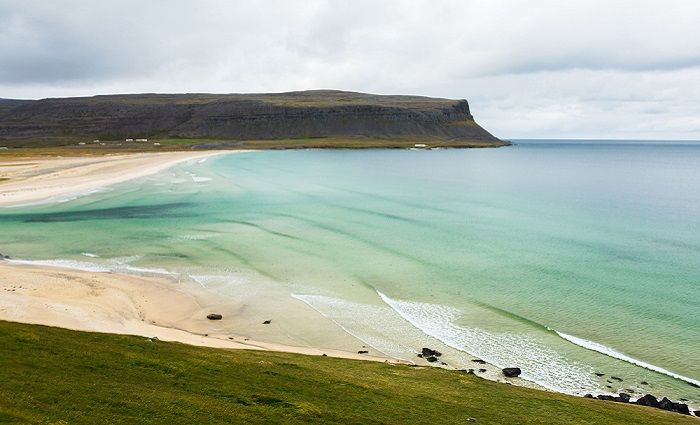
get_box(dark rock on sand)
[610,376,623,382]
[635,394,660,408]
[502,367,521,378]
[206,313,223,320]
[640,381,649,385]
[416,353,423,358]
[262,320,271,324]
[357,350,368,354]
[594,373,605,377]
[472,359,487,364]
[478,368,487,373]
[421,347,442,357]
[466,369,475,374]
[425,356,439,363]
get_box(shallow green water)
[1,141,699,403]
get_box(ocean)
[1,140,699,405]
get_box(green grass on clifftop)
[0,321,694,424]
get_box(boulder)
[672,402,690,415]
[635,394,660,408]
[357,350,368,354]
[502,367,521,378]
[478,368,487,373]
[610,376,623,382]
[425,356,439,363]
[658,397,675,411]
[594,373,605,377]
[583,394,593,398]
[262,320,271,324]
[597,395,617,401]
[421,347,442,357]
[206,313,222,320]
[471,359,487,364]
[640,381,649,385]
[616,393,631,403]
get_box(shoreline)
[0,260,400,364]
[0,150,235,208]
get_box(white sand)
[0,261,400,363]
[0,151,228,207]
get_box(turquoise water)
[1,141,699,403]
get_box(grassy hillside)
[0,321,694,424]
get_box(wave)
[81,252,99,258]
[7,256,176,278]
[7,258,110,273]
[554,330,700,387]
[291,293,433,360]
[186,172,212,183]
[376,291,599,395]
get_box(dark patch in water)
[5,202,194,223]
[224,219,302,240]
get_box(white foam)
[377,291,599,394]
[186,172,212,183]
[197,158,208,164]
[555,330,700,387]
[120,265,175,276]
[7,258,110,273]
[81,252,99,258]
[291,293,432,360]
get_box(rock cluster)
[586,392,694,416]
[417,347,443,363]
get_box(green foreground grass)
[0,321,694,424]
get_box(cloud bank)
[1,0,698,139]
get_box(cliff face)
[0,90,500,145]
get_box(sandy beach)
[0,151,228,207]
[0,260,397,363]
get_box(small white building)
[414,143,427,148]
[125,138,134,142]
[78,142,86,145]
[93,139,100,143]
[153,142,161,147]
[136,138,148,142]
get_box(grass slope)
[0,321,694,424]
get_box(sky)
[1,0,699,139]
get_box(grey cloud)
[0,0,698,139]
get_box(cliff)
[0,90,503,148]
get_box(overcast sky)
[1,0,699,139]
